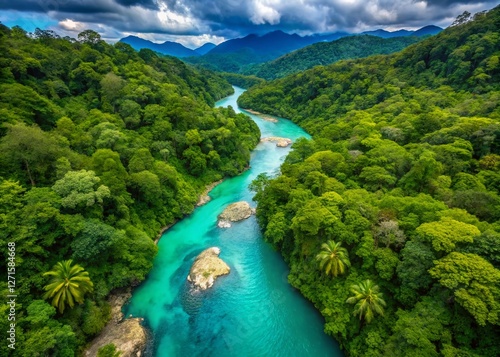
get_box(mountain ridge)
[118,25,442,62]
[120,35,199,57]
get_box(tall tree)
[43,260,93,313]
[316,240,351,277]
[346,279,386,323]
[429,252,500,326]
[0,122,63,186]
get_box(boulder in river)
[187,247,230,290]
[217,201,254,228]
[260,137,293,147]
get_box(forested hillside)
[0,26,260,356]
[242,7,500,356]
[243,35,422,80]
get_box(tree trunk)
[24,159,35,186]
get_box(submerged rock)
[261,137,292,147]
[187,247,230,290]
[217,201,254,227]
[245,109,279,123]
[84,290,147,357]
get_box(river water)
[125,86,343,357]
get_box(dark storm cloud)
[0,0,499,43]
[424,0,490,5]
[0,0,118,14]
[114,0,158,9]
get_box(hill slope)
[241,6,500,357]
[244,35,422,80]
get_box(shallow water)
[125,86,343,357]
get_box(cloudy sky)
[0,0,498,48]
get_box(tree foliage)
[316,240,351,277]
[346,279,386,323]
[43,260,94,313]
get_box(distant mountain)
[195,43,216,55]
[244,35,422,80]
[185,25,442,73]
[310,32,351,43]
[207,25,442,58]
[119,35,199,57]
[207,30,312,61]
[362,26,442,38]
[184,31,315,73]
[362,29,414,38]
[413,25,443,36]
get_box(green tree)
[346,279,386,323]
[72,219,121,262]
[384,297,451,357]
[100,72,126,111]
[78,29,102,45]
[397,241,436,305]
[22,300,77,356]
[0,122,63,186]
[429,252,500,326]
[52,170,111,210]
[316,240,351,277]
[43,260,94,313]
[416,217,480,253]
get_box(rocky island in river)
[187,247,230,290]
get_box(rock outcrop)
[187,247,230,290]
[261,137,292,147]
[84,290,147,357]
[217,201,254,228]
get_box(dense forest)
[0,25,260,356]
[242,7,500,357]
[243,35,422,80]
[184,48,260,75]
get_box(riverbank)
[196,179,224,206]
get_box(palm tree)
[346,279,386,323]
[315,240,351,277]
[43,260,93,313]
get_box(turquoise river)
[126,86,343,357]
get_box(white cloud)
[59,19,86,32]
[250,0,282,25]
